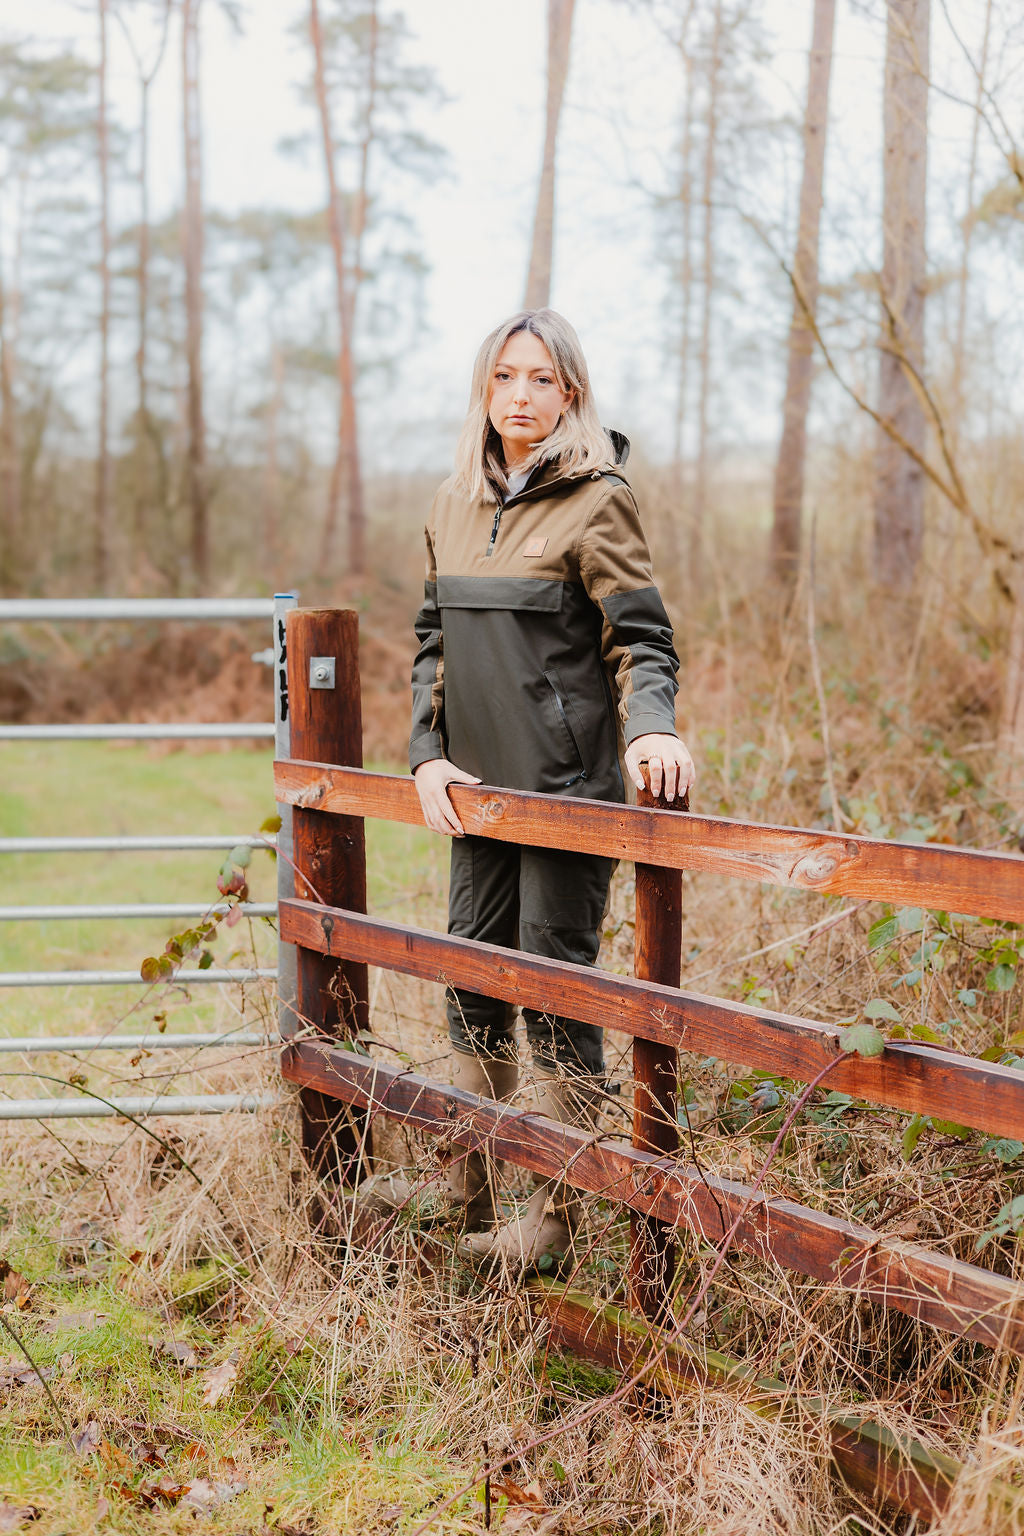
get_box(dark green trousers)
[446,836,613,1076]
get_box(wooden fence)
[274,608,1024,1522]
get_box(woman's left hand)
[624,733,696,803]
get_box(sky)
[1,0,1014,474]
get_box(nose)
[511,376,529,406]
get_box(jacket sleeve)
[408,521,446,773]
[577,482,680,746]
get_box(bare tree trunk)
[523,0,576,310]
[310,0,366,577]
[0,252,19,588]
[95,0,113,591]
[262,338,284,584]
[769,0,836,588]
[672,42,696,482]
[119,0,172,565]
[951,0,991,443]
[692,0,723,570]
[873,0,930,592]
[1000,560,1024,797]
[182,0,208,589]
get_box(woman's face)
[488,330,573,468]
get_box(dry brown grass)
[3,489,1024,1533]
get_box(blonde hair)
[452,309,615,504]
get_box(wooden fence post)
[630,775,687,1320]
[284,607,371,1183]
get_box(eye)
[495,371,511,382]
[536,376,553,386]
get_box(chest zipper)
[485,505,503,557]
[546,673,588,787]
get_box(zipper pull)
[486,505,502,556]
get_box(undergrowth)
[3,552,1024,1533]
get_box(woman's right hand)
[413,758,482,837]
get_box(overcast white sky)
[2,0,1012,473]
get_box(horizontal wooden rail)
[532,1284,966,1521]
[280,899,1024,1140]
[281,1042,1024,1355]
[274,761,1024,923]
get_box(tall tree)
[0,44,92,590]
[310,0,366,577]
[182,0,208,588]
[523,0,576,310]
[116,0,173,561]
[304,0,443,577]
[691,0,723,566]
[95,0,113,589]
[873,0,930,592]
[769,0,835,588]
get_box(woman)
[409,308,694,1267]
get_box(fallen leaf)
[0,1505,39,1533]
[72,1420,102,1456]
[180,1474,248,1512]
[1,1266,31,1307]
[200,1354,238,1407]
[0,1358,54,1391]
[95,1499,109,1522]
[491,1478,547,1510]
[157,1339,199,1369]
[43,1311,104,1333]
[182,1440,206,1463]
[135,1442,169,1468]
[146,1478,192,1504]
[99,1439,132,1472]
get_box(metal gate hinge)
[309,656,336,689]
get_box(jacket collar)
[499,430,631,509]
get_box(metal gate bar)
[0,723,274,741]
[0,1091,280,1120]
[1,593,297,1118]
[0,968,278,987]
[0,836,275,854]
[2,1032,270,1053]
[0,903,276,921]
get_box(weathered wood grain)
[280,899,1024,1140]
[286,611,370,1181]
[631,778,684,1319]
[530,1282,1003,1522]
[273,760,1024,922]
[281,1042,1024,1354]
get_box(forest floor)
[2,567,1024,1534]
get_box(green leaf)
[198,950,214,970]
[140,956,161,984]
[839,1023,886,1058]
[897,907,926,933]
[864,999,902,1023]
[986,963,1017,993]
[229,844,253,869]
[957,989,978,1007]
[976,1192,1024,1251]
[260,814,282,835]
[910,1023,946,1044]
[902,1114,927,1160]
[868,915,899,951]
[984,1138,1024,1164]
[930,1119,971,1140]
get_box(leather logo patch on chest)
[523,537,548,558]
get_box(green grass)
[0,743,446,1039]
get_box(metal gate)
[0,595,297,1119]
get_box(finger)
[664,759,678,801]
[649,756,663,798]
[440,792,465,837]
